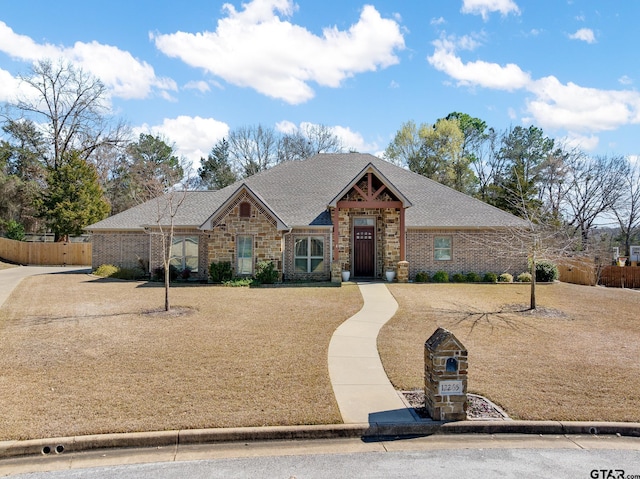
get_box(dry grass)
[0,273,362,440]
[0,261,17,271]
[379,282,640,422]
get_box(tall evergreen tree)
[37,151,110,240]
[198,138,238,190]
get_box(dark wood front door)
[354,226,375,277]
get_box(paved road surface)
[3,435,640,478]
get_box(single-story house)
[87,153,528,282]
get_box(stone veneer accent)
[424,327,468,421]
[204,193,283,279]
[406,228,527,280]
[91,232,149,271]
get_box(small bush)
[4,220,25,241]
[94,264,119,277]
[209,261,233,283]
[255,261,279,284]
[415,271,430,283]
[498,273,513,283]
[483,272,497,283]
[466,272,482,283]
[153,265,179,282]
[451,273,466,283]
[536,260,559,282]
[432,270,449,283]
[180,267,192,280]
[517,272,532,283]
[223,278,253,287]
[112,267,146,280]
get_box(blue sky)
[1,0,639,166]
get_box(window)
[239,202,251,218]
[294,236,324,273]
[237,235,253,275]
[434,236,452,261]
[170,236,199,272]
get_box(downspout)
[282,228,292,282]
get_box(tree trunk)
[530,257,537,310]
[164,262,170,312]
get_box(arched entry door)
[354,225,375,277]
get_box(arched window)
[239,202,251,218]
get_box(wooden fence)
[558,256,640,288]
[0,237,91,266]
[557,257,596,286]
[599,265,640,289]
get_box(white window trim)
[294,236,324,273]
[434,236,452,261]
[237,235,254,276]
[170,235,199,272]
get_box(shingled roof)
[87,153,526,231]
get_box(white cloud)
[152,0,405,104]
[561,132,600,152]
[0,20,175,100]
[184,80,211,93]
[428,33,640,139]
[428,37,530,91]
[275,120,298,134]
[431,17,446,26]
[619,75,633,86]
[569,28,596,44]
[460,0,520,20]
[135,116,230,167]
[526,76,640,132]
[0,67,22,102]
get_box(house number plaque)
[438,380,464,395]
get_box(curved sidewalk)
[328,282,416,425]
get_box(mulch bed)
[402,390,509,420]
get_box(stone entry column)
[424,327,468,421]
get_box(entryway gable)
[199,183,288,231]
[328,162,412,209]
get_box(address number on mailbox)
[438,380,464,395]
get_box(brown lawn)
[0,273,362,441]
[0,261,17,271]
[379,282,640,422]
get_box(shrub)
[498,273,513,283]
[432,270,449,283]
[4,220,25,241]
[209,261,233,283]
[466,272,482,283]
[180,267,192,280]
[483,272,497,283]
[536,260,559,282]
[414,271,430,283]
[223,278,253,287]
[451,273,466,283]
[112,267,146,280]
[517,272,532,283]
[255,260,279,284]
[153,265,179,282]
[94,264,119,277]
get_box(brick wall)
[148,228,208,279]
[91,232,149,271]
[406,228,528,279]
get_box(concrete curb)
[2,421,639,460]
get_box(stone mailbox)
[424,327,468,421]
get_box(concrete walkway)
[328,282,417,425]
[0,265,90,307]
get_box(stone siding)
[406,228,528,279]
[91,232,149,271]
[204,193,283,278]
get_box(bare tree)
[147,160,193,312]
[611,158,640,257]
[228,124,279,177]
[563,154,629,247]
[11,59,129,170]
[277,124,343,163]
